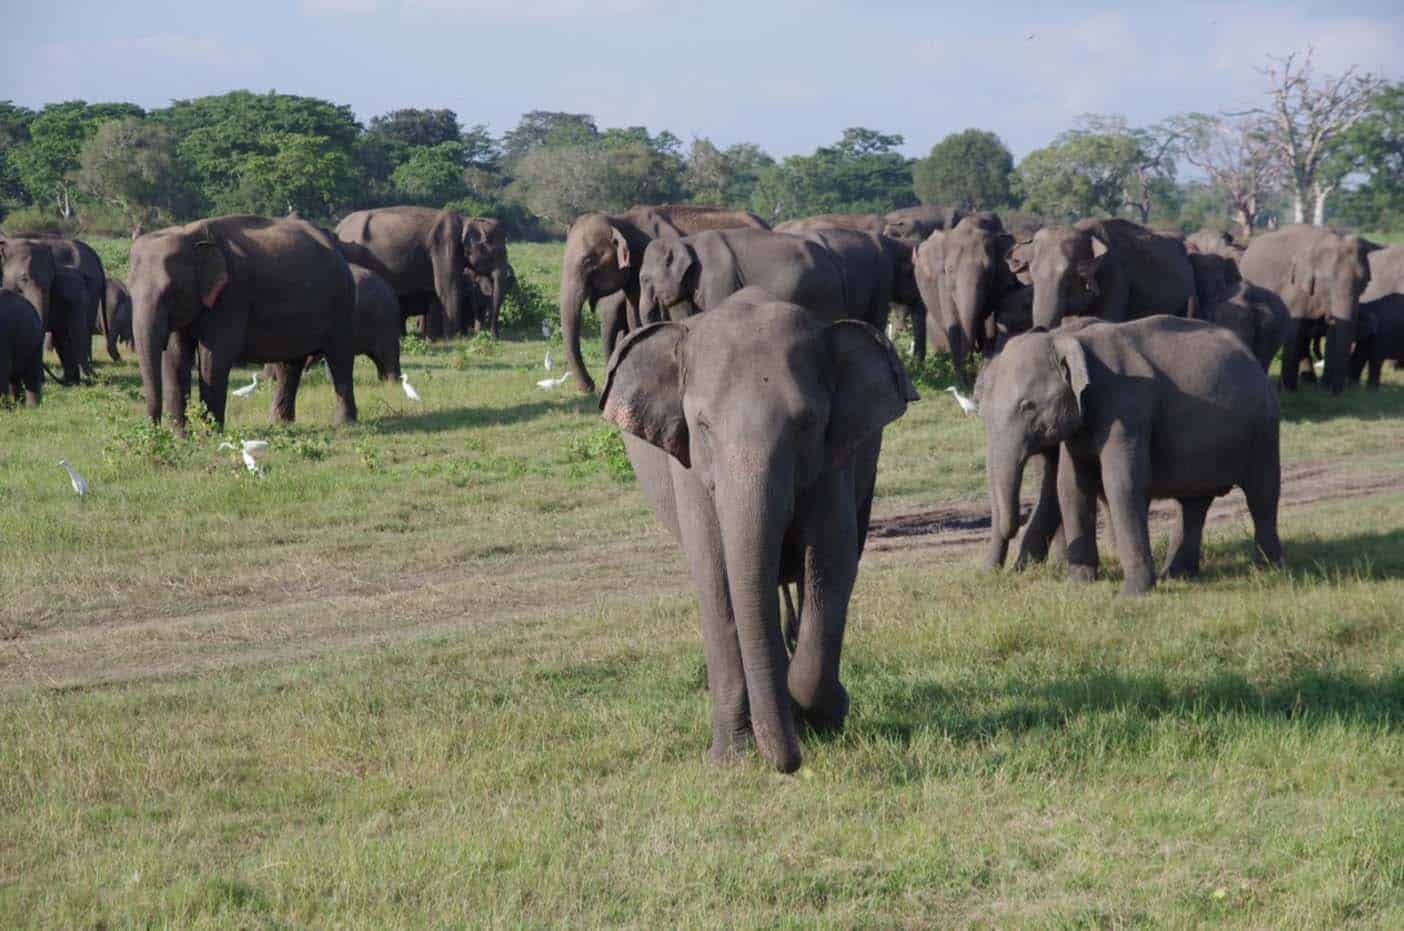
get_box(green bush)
[566,427,633,483]
[498,275,553,333]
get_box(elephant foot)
[1119,573,1155,597]
[1066,564,1097,584]
[793,681,850,735]
[707,728,755,766]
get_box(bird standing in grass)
[219,439,269,475]
[231,373,259,398]
[58,459,88,497]
[537,371,569,389]
[545,348,553,370]
[945,385,979,415]
[401,372,422,401]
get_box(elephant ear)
[611,226,632,270]
[195,241,230,310]
[1051,334,1092,418]
[1077,234,1109,293]
[601,322,689,466]
[825,320,920,465]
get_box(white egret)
[541,319,552,339]
[945,385,979,415]
[219,439,269,474]
[58,459,88,496]
[544,348,553,370]
[401,373,422,401]
[231,373,259,397]
[537,372,570,390]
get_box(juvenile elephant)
[1240,225,1377,394]
[602,288,918,771]
[915,213,1020,368]
[637,228,874,327]
[1025,218,1198,329]
[1188,251,1287,370]
[335,206,506,339]
[1349,294,1404,388]
[102,278,134,350]
[0,290,44,406]
[979,316,1282,596]
[559,204,769,392]
[130,215,357,431]
[881,204,964,241]
[0,239,87,384]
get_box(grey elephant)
[0,290,44,407]
[915,212,1021,368]
[881,204,964,241]
[637,228,887,328]
[1,233,109,367]
[559,204,770,393]
[1240,225,1377,394]
[335,206,507,339]
[795,227,922,328]
[0,239,88,384]
[601,288,918,771]
[1349,294,1404,388]
[102,278,134,350]
[130,215,357,432]
[978,316,1282,596]
[774,213,884,237]
[1025,218,1198,329]
[1361,244,1403,301]
[274,264,403,384]
[1187,251,1288,370]
[1185,229,1244,258]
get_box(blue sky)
[3,1,1401,158]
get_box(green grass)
[1,240,1402,927]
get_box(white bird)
[401,372,422,401]
[231,373,259,398]
[886,321,896,340]
[323,359,333,381]
[1313,359,1326,372]
[537,372,570,390]
[58,459,88,496]
[544,348,553,370]
[219,439,269,474]
[946,385,979,415]
[541,319,552,339]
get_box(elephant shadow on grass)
[373,396,598,434]
[1273,528,1404,581]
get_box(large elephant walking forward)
[335,206,507,339]
[130,215,358,432]
[602,289,918,771]
[558,204,769,392]
[1240,225,1377,394]
[915,212,1023,368]
[978,316,1282,596]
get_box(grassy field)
[1,239,1402,927]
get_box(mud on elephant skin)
[979,316,1282,596]
[602,288,918,772]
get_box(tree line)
[0,51,1398,240]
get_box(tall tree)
[10,101,144,218]
[73,117,187,227]
[753,127,914,221]
[1014,115,1178,224]
[500,111,597,164]
[391,141,470,205]
[1241,49,1386,225]
[1328,83,1404,232]
[367,108,461,149]
[0,102,35,210]
[1171,113,1280,236]
[912,129,1014,210]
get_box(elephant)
[978,316,1282,596]
[1361,244,1404,301]
[774,213,884,237]
[915,212,1021,369]
[636,228,889,330]
[0,238,87,384]
[0,290,44,407]
[794,227,922,327]
[334,206,507,340]
[1186,251,1287,370]
[1024,218,1198,329]
[1,233,109,367]
[558,204,770,393]
[600,287,918,771]
[1240,225,1377,394]
[1349,294,1404,388]
[130,214,358,432]
[1185,229,1244,258]
[881,204,964,241]
[101,278,134,350]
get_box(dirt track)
[2,457,1399,693]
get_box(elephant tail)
[42,361,65,385]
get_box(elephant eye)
[1018,399,1038,415]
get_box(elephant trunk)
[559,269,595,393]
[1031,281,1062,329]
[718,473,801,773]
[952,265,988,363]
[1325,317,1355,395]
[134,305,168,424]
[985,435,1028,569]
[489,265,506,336]
[637,281,658,326]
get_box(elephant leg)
[1014,448,1062,568]
[1369,352,1384,388]
[423,298,445,341]
[326,343,358,425]
[1100,440,1155,596]
[1280,318,1304,391]
[163,331,195,434]
[598,291,629,361]
[1058,448,1100,583]
[270,362,303,423]
[908,303,926,363]
[1242,429,1283,568]
[197,345,235,430]
[1164,496,1212,579]
[1323,320,1354,395]
[788,470,857,732]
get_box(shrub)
[498,275,553,333]
[1,205,77,237]
[566,427,633,483]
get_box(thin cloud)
[302,0,380,13]
[400,0,660,18]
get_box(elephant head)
[601,291,917,772]
[1188,251,1242,309]
[0,239,56,334]
[636,238,700,323]
[936,215,1016,365]
[978,328,1089,567]
[559,212,642,393]
[129,229,230,424]
[1288,232,1375,324]
[1029,226,1109,328]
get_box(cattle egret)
[946,385,979,415]
[541,319,552,339]
[537,372,570,390]
[231,373,258,397]
[401,373,422,401]
[323,359,332,381]
[544,349,553,370]
[219,439,269,474]
[58,459,88,496]
[1313,359,1326,372]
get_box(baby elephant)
[980,316,1282,596]
[1350,294,1404,388]
[0,291,44,406]
[602,288,918,772]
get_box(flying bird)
[219,439,269,474]
[945,385,979,415]
[400,372,422,401]
[58,459,88,496]
[231,373,259,398]
[537,372,570,390]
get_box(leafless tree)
[1238,49,1386,225]
[1174,113,1280,237]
